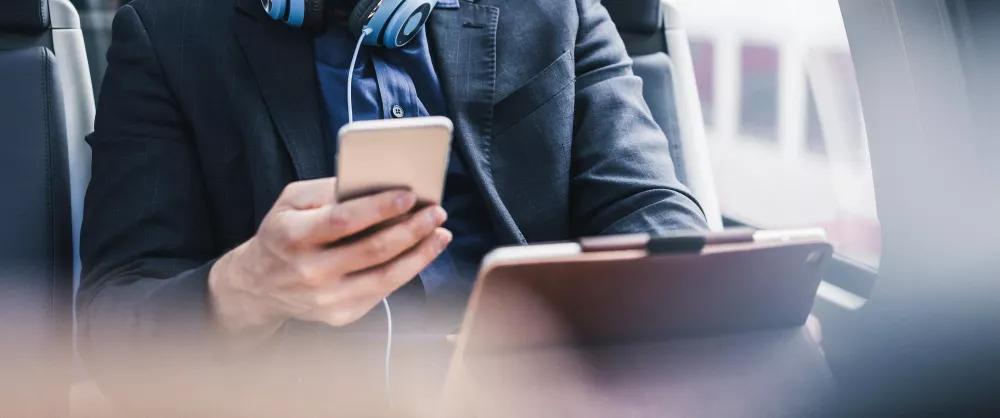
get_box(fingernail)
[395,192,416,210]
[435,229,453,253]
[427,206,447,224]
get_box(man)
[78,0,707,412]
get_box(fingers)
[292,228,452,327]
[267,189,419,252]
[305,190,417,244]
[252,179,453,329]
[288,190,420,246]
[301,206,447,279]
[340,228,453,301]
[275,178,338,210]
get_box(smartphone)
[336,116,454,204]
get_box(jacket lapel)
[428,2,525,244]
[233,0,328,181]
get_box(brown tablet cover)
[457,234,833,356]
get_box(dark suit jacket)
[78,0,708,400]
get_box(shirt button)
[391,105,405,118]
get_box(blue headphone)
[262,0,438,49]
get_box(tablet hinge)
[580,229,756,254]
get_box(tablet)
[452,228,833,357]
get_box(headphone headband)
[264,0,437,49]
[349,0,384,35]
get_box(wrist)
[209,242,284,340]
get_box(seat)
[0,0,95,415]
[70,0,114,94]
[603,0,723,230]
[0,45,74,418]
[1,0,96,284]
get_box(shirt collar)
[435,0,460,9]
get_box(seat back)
[604,0,723,230]
[0,0,94,414]
[0,45,74,418]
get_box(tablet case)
[457,231,833,356]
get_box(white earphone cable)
[381,298,393,408]
[347,26,394,409]
[347,28,372,124]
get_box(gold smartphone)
[336,116,454,204]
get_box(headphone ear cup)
[349,0,384,36]
[301,0,325,28]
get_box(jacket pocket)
[493,49,574,136]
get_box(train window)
[739,44,780,142]
[690,39,716,127]
[805,87,826,155]
[685,0,881,267]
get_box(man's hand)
[207,177,451,340]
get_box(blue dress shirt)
[313,1,496,330]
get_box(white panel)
[51,28,95,303]
[49,0,83,29]
[662,1,724,231]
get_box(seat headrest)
[0,0,51,34]
[603,0,662,34]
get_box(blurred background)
[681,0,879,268]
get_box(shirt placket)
[370,52,425,120]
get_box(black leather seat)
[1,0,77,415]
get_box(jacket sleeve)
[78,3,221,374]
[569,0,709,235]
